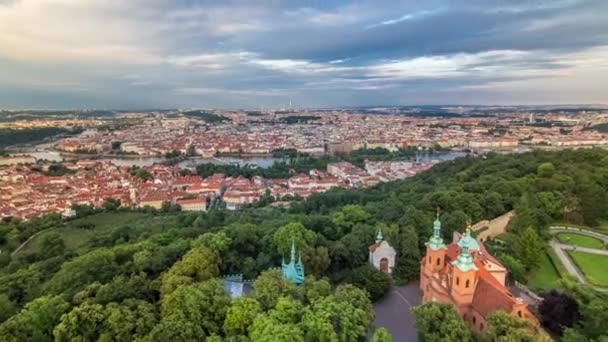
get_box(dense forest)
[0,149,607,341]
[0,127,76,148]
[183,111,230,123]
[0,110,117,123]
[585,123,608,132]
[276,116,320,124]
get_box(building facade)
[419,216,538,332]
[368,230,396,274]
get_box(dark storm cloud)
[225,0,607,62]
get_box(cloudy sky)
[0,0,607,109]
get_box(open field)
[19,212,177,255]
[556,233,605,249]
[567,251,608,287]
[528,250,562,291]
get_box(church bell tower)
[420,211,447,300]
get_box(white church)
[368,230,397,274]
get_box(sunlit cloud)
[364,8,444,30]
[167,52,255,69]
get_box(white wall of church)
[369,242,396,274]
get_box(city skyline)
[1,0,607,108]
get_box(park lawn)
[528,250,562,291]
[19,211,156,254]
[556,233,605,249]
[567,251,608,288]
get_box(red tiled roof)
[174,176,203,185]
[430,239,527,322]
[176,198,205,205]
[471,256,518,317]
[446,243,459,262]
[478,240,503,267]
[471,274,515,317]
[141,191,170,202]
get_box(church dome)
[458,229,480,251]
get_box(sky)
[0,0,607,109]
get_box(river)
[10,151,280,168]
[10,144,466,169]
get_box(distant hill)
[183,110,229,123]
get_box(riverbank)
[9,144,466,169]
[7,150,283,168]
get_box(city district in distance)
[1,105,607,221]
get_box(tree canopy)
[1,149,608,340]
[411,302,473,342]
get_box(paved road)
[550,240,587,283]
[373,283,421,341]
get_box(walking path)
[557,244,608,256]
[548,226,608,286]
[11,227,55,256]
[549,240,586,283]
[550,226,608,243]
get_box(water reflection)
[11,144,466,169]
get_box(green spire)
[282,239,304,285]
[452,229,479,272]
[376,230,384,244]
[426,209,446,250]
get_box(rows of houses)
[0,157,439,220]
